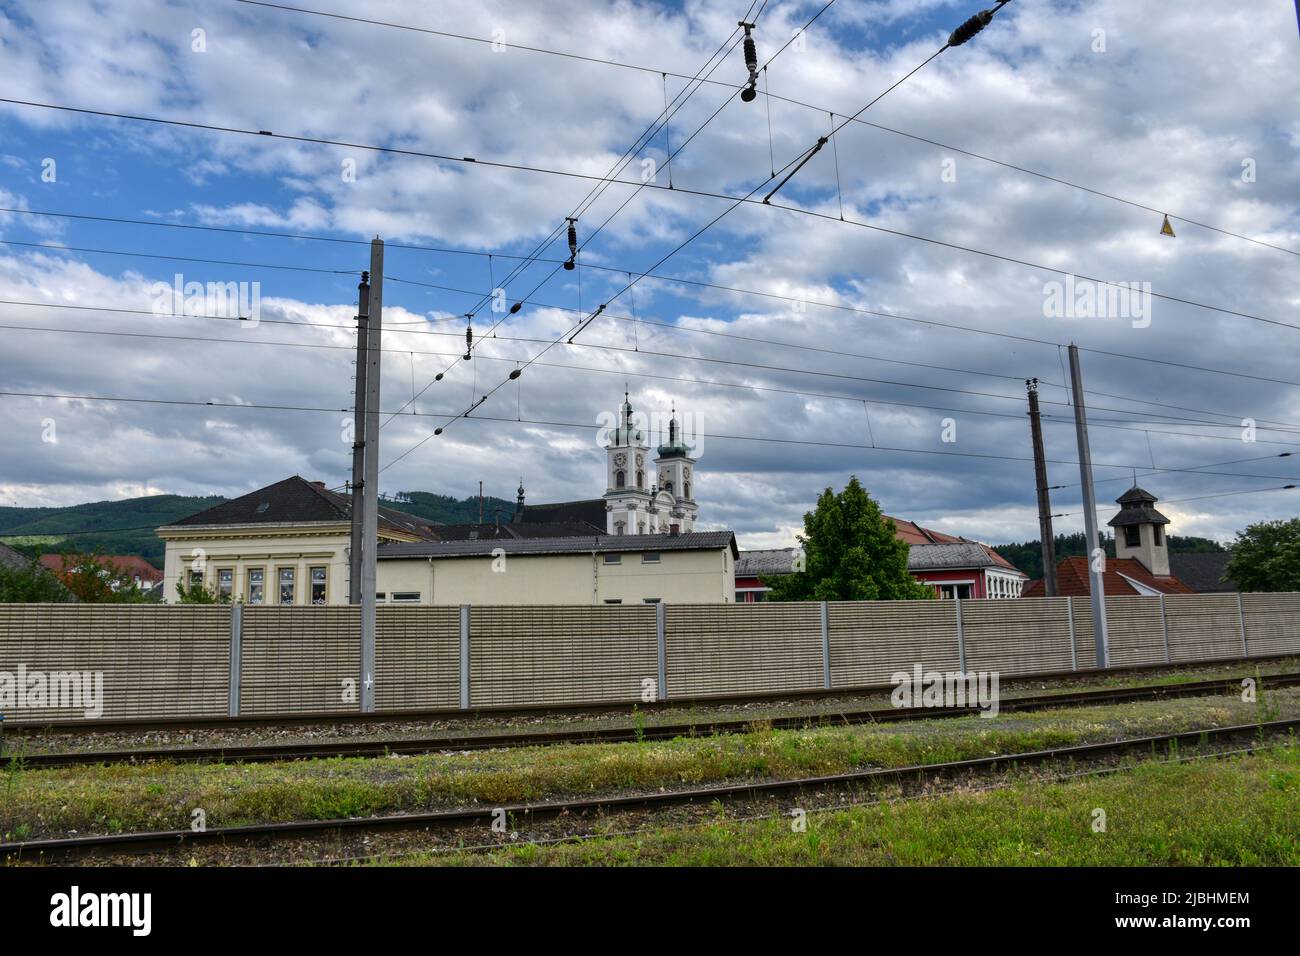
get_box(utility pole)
[1026,379,1058,596]
[348,271,370,605]
[1068,344,1109,668]
[360,238,384,712]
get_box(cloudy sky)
[1,0,1297,550]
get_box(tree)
[175,578,218,604]
[765,476,934,602]
[0,558,73,602]
[46,551,151,603]
[1226,518,1300,592]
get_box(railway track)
[4,671,1293,769]
[4,717,1296,863]
[5,651,1295,736]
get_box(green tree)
[765,476,934,602]
[0,558,73,602]
[175,577,218,604]
[1226,518,1300,592]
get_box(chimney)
[310,481,326,491]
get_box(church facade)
[602,393,699,535]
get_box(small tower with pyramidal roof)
[1107,485,1170,576]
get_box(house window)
[390,591,420,603]
[278,567,296,605]
[1125,525,1141,548]
[938,583,972,600]
[604,599,622,604]
[310,566,328,605]
[642,552,660,564]
[188,569,204,589]
[1153,525,1164,545]
[217,568,234,603]
[247,568,264,605]
[603,553,622,565]
[375,593,386,603]
[642,597,661,604]
[615,470,626,489]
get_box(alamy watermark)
[891,663,1000,717]
[1042,274,1151,328]
[151,272,262,325]
[0,665,104,718]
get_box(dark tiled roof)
[0,541,33,571]
[378,531,737,560]
[736,548,800,577]
[1169,552,1236,592]
[517,498,606,530]
[161,476,438,539]
[39,554,162,582]
[908,542,1004,572]
[1108,485,1170,527]
[1023,556,1194,597]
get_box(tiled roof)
[1023,556,1194,597]
[161,476,439,540]
[1169,552,1236,592]
[40,554,162,583]
[736,548,801,577]
[378,531,737,560]
[887,515,1023,573]
[0,541,33,571]
[907,542,1004,572]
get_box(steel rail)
[4,718,1296,863]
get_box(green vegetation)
[0,557,72,603]
[766,476,933,601]
[2,690,1294,841]
[383,490,515,525]
[1226,518,1300,592]
[406,744,1300,866]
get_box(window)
[187,569,204,588]
[375,593,386,603]
[390,591,420,603]
[247,568,264,605]
[615,470,626,489]
[613,521,625,535]
[278,567,296,605]
[637,470,644,489]
[217,568,234,603]
[938,583,972,600]
[683,481,691,499]
[663,480,673,495]
[1153,525,1164,545]
[642,597,661,604]
[310,566,328,605]
[1124,525,1141,548]
[603,553,622,565]
[641,552,661,564]
[604,599,622,604]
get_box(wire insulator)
[739,21,758,102]
[509,301,522,314]
[508,368,521,380]
[464,319,473,360]
[948,9,994,46]
[564,218,578,269]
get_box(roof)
[161,476,439,540]
[425,520,613,542]
[907,542,1006,572]
[0,541,33,572]
[39,554,162,582]
[886,515,1023,573]
[1169,552,1236,592]
[1108,484,1171,528]
[736,548,800,577]
[1022,556,1195,597]
[516,498,606,530]
[378,531,738,560]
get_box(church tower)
[604,392,652,534]
[1107,485,1171,576]
[654,406,698,533]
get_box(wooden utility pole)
[1026,379,1058,596]
[360,238,384,712]
[348,271,370,605]
[1068,344,1109,668]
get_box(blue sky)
[2,0,1298,550]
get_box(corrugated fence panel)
[1070,599,1100,670]
[1243,592,1300,657]
[240,606,360,716]
[666,603,822,698]
[470,605,656,708]
[963,598,1072,675]
[829,600,959,687]
[1104,596,1166,666]
[376,606,460,711]
[1165,593,1242,662]
[0,604,228,723]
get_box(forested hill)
[994,532,1227,581]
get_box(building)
[1023,486,1194,597]
[157,391,733,605]
[1169,552,1237,593]
[734,516,1027,601]
[39,553,163,591]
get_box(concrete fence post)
[1237,592,1248,658]
[1066,596,1077,671]
[656,602,667,701]
[820,601,830,689]
[955,597,966,672]
[459,604,470,710]
[1159,593,1171,664]
[229,603,243,717]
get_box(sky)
[1,0,1298,551]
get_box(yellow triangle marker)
[1160,214,1176,237]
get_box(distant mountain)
[0,487,518,567]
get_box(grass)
[400,744,1300,866]
[1,688,1295,842]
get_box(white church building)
[603,393,699,535]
